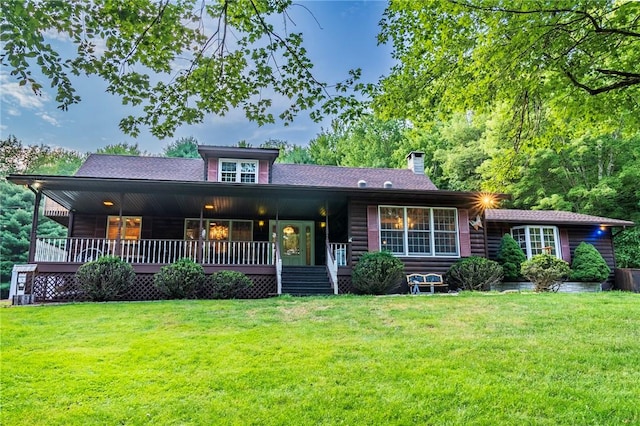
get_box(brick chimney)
[407,151,425,175]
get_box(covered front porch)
[10,175,355,301]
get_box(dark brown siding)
[348,199,485,277]
[486,222,616,285]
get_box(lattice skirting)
[31,272,277,303]
[338,276,353,294]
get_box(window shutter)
[207,158,218,181]
[458,209,471,257]
[560,229,571,263]
[366,206,380,252]
[259,160,270,183]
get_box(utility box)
[9,264,38,305]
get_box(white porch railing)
[326,243,339,295]
[329,243,348,267]
[34,238,274,266]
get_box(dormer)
[197,146,280,184]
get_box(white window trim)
[218,158,259,183]
[378,206,460,258]
[511,225,561,259]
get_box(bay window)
[511,226,560,259]
[379,206,459,256]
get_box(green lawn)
[2,293,639,425]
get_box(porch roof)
[8,174,495,218]
[485,209,634,227]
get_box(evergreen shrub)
[521,253,570,292]
[570,242,611,282]
[352,251,404,295]
[445,256,503,291]
[75,256,134,301]
[211,270,253,299]
[154,258,205,299]
[496,234,527,281]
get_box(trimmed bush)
[352,251,404,295]
[496,234,526,281]
[570,242,611,282]
[211,270,253,299]
[154,258,205,299]
[445,256,503,291]
[521,253,570,292]
[75,256,134,301]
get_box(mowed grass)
[1,293,639,425]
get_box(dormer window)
[219,159,258,183]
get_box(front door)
[271,220,315,266]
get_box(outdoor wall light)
[258,220,265,227]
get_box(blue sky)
[0,1,393,155]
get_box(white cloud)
[37,112,61,127]
[0,74,49,109]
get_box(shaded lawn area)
[1,292,639,425]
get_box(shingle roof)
[75,154,204,181]
[485,209,634,226]
[271,164,438,190]
[74,154,439,190]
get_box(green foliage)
[1,135,84,176]
[614,227,640,268]
[1,0,361,139]
[96,142,146,156]
[351,251,404,295]
[496,234,527,281]
[376,1,640,132]
[162,137,200,158]
[570,242,611,282]
[0,282,9,299]
[153,258,205,299]
[0,180,66,285]
[210,270,253,299]
[521,254,571,292]
[75,256,134,301]
[445,256,503,291]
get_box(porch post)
[27,186,42,263]
[115,193,123,256]
[197,204,204,263]
[325,200,329,244]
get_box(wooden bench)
[407,273,447,294]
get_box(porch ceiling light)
[204,204,214,210]
[103,200,114,206]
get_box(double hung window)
[379,206,459,257]
[219,159,258,183]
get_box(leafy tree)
[308,121,346,166]
[375,1,640,137]
[0,181,66,286]
[496,234,527,281]
[1,0,361,139]
[96,143,146,156]
[614,227,640,268]
[570,242,611,282]
[1,135,84,176]
[162,137,200,158]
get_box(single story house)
[7,146,634,301]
